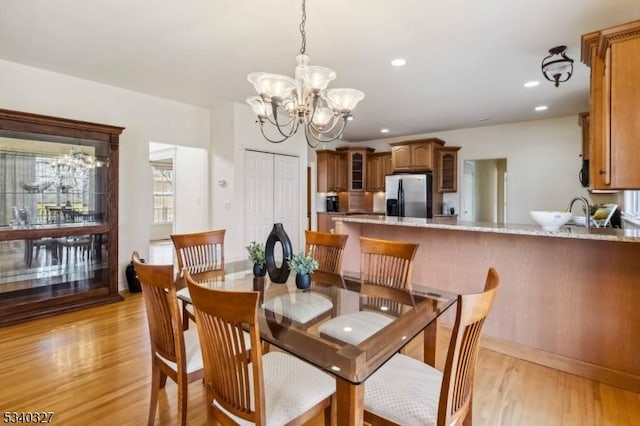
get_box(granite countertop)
[332,215,640,243]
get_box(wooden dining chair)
[185,272,336,425]
[318,237,418,346]
[263,231,349,328]
[363,267,500,426]
[170,229,226,329]
[132,252,204,426]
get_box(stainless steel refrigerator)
[385,173,433,219]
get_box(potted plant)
[287,252,319,290]
[246,241,266,277]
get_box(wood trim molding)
[439,325,640,394]
[389,137,446,147]
[0,108,125,135]
[597,19,640,58]
[580,31,599,66]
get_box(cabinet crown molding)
[581,19,640,66]
[389,137,445,147]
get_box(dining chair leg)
[177,375,188,426]
[148,361,161,426]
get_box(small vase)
[253,262,266,277]
[295,273,311,290]
[265,223,293,283]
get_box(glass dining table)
[177,269,457,426]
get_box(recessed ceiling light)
[524,80,540,88]
[391,58,407,67]
[380,128,390,133]
[346,116,354,121]
[534,105,548,111]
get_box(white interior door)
[245,150,274,244]
[273,154,299,253]
[244,150,299,253]
[462,160,475,221]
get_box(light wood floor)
[1,293,639,426]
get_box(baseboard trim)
[439,326,640,393]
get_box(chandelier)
[246,0,364,148]
[49,149,104,191]
[541,45,574,87]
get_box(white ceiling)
[0,0,638,141]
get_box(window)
[624,190,640,220]
[152,164,173,224]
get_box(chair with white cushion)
[186,274,336,425]
[132,252,204,426]
[318,237,418,345]
[264,231,348,327]
[171,229,226,329]
[364,267,500,426]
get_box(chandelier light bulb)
[246,0,364,148]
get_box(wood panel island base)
[335,216,640,393]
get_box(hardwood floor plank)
[1,291,639,425]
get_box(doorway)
[148,142,208,241]
[244,150,300,253]
[462,158,507,223]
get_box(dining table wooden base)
[336,378,364,426]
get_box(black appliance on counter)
[326,195,339,212]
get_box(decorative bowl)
[529,211,572,231]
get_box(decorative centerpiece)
[246,241,266,277]
[287,252,319,290]
[265,223,293,283]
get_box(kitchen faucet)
[567,197,591,231]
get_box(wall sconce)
[541,45,574,87]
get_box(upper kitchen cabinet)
[366,152,391,192]
[337,147,374,192]
[316,150,347,192]
[581,20,640,189]
[437,146,461,192]
[390,138,445,172]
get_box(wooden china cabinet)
[0,109,124,326]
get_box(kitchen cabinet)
[316,150,347,192]
[366,152,391,192]
[581,20,640,189]
[337,147,374,192]
[437,147,461,193]
[390,138,445,172]
[0,108,124,326]
[383,153,393,177]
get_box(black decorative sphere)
[265,223,292,283]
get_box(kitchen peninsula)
[335,215,640,393]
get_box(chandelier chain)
[299,0,306,54]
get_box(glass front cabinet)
[0,109,124,326]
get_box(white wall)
[210,103,308,262]
[0,59,210,289]
[174,146,209,234]
[339,116,601,224]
